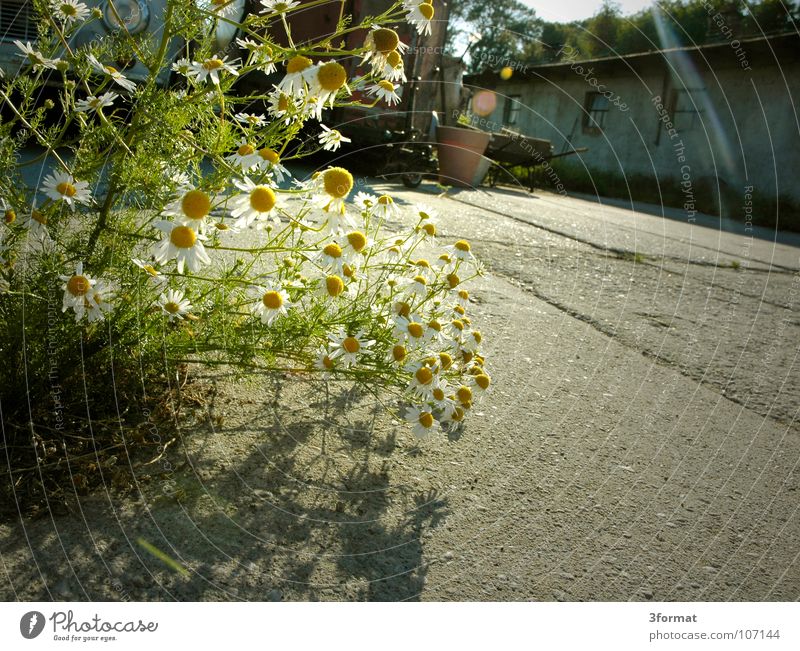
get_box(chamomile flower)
[368,80,401,106]
[87,55,137,92]
[373,194,400,219]
[354,191,378,213]
[268,88,295,124]
[41,171,92,208]
[235,112,267,128]
[407,362,441,399]
[381,50,407,83]
[342,230,370,258]
[316,166,354,214]
[52,0,90,26]
[404,405,440,439]
[461,329,483,353]
[236,38,276,73]
[394,315,428,348]
[152,221,211,273]
[14,41,58,70]
[314,241,347,274]
[313,204,357,234]
[328,328,375,368]
[278,55,313,96]
[132,258,167,289]
[314,345,337,378]
[250,284,291,325]
[403,274,429,300]
[226,139,261,171]
[406,1,435,36]
[75,92,118,113]
[259,0,300,14]
[445,239,476,263]
[163,187,215,232]
[362,27,408,71]
[156,289,192,321]
[254,147,290,183]
[387,343,408,365]
[307,60,350,106]
[60,261,96,320]
[318,125,351,151]
[171,57,193,77]
[22,207,51,243]
[319,274,346,300]
[230,177,280,228]
[468,372,492,397]
[188,56,240,85]
[85,279,115,323]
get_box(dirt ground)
[2,181,799,601]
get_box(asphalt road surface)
[2,180,798,601]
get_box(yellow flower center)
[343,263,355,278]
[458,289,469,300]
[422,223,436,236]
[475,374,491,390]
[439,352,453,370]
[181,189,211,220]
[378,80,395,92]
[412,275,427,286]
[250,186,276,213]
[395,301,411,317]
[262,290,283,309]
[371,28,399,54]
[451,406,465,422]
[105,65,118,74]
[454,305,466,315]
[170,225,197,248]
[277,95,290,111]
[67,275,91,297]
[4,209,16,224]
[418,411,434,428]
[456,386,473,405]
[346,231,367,252]
[418,2,435,20]
[386,50,402,68]
[428,320,441,332]
[415,367,433,386]
[164,301,181,314]
[462,351,474,364]
[323,167,354,199]
[286,55,312,74]
[237,143,255,156]
[142,264,158,276]
[377,195,393,205]
[342,336,360,354]
[259,148,280,163]
[451,319,464,331]
[317,61,347,91]
[392,345,406,362]
[56,181,77,198]
[322,355,334,369]
[447,273,460,288]
[472,330,482,344]
[323,242,343,258]
[204,58,224,71]
[31,210,47,225]
[432,387,445,401]
[454,239,471,252]
[325,275,344,297]
[61,3,78,16]
[407,322,424,339]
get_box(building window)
[503,95,521,126]
[670,89,703,131]
[583,92,609,132]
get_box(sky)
[522,0,656,23]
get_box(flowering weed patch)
[0,0,488,506]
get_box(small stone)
[267,588,283,601]
[442,551,454,561]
